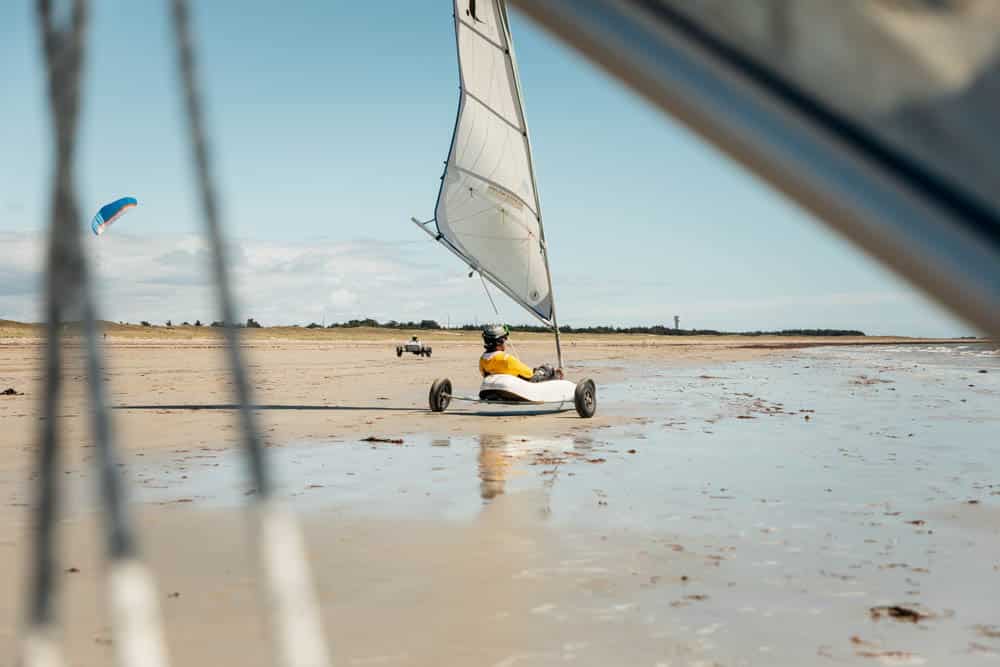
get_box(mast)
[497,0,563,368]
[546,251,563,369]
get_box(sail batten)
[465,90,524,135]
[448,164,538,218]
[457,19,506,51]
[431,0,555,326]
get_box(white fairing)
[436,0,553,323]
[479,374,576,403]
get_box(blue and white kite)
[91,197,137,236]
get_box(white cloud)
[0,231,975,337]
[0,231,484,326]
[329,288,359,308]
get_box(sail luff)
[430,5,466,243]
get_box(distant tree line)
[316,318,865,337]
[455,324,865,336]
[325,318,443,330]
[120,316,865,337]
[209,318,262,328]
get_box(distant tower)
[674,315,680,330]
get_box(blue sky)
[0,1,973,336]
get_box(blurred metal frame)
[510,0,1000,340]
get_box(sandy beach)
[0,324,997,665]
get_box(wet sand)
[0,328,996,665]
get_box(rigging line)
[478,269,522,359]
[481,271,513,357]
[480,271,501,317]
[170,4,330,667]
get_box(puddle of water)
[131,433,595,522]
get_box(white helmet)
[482,323,509,347]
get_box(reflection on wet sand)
[476,434,591,502]
[476,434,597,522]
[478,434,513,500]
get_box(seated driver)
[479,323,562,382]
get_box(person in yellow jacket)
[479,323,562,381]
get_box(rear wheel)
[425,347,432,358]
[429,378,452,412]
[396,346,403,357]
[574,379,596,418]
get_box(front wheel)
[429,378,452,412]
[574,379,596,418]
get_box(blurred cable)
[169,2,332,665]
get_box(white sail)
[430,0,554,325]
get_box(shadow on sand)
[447,407,575,417]
[113,404,576,417]
[113,403,416,412]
